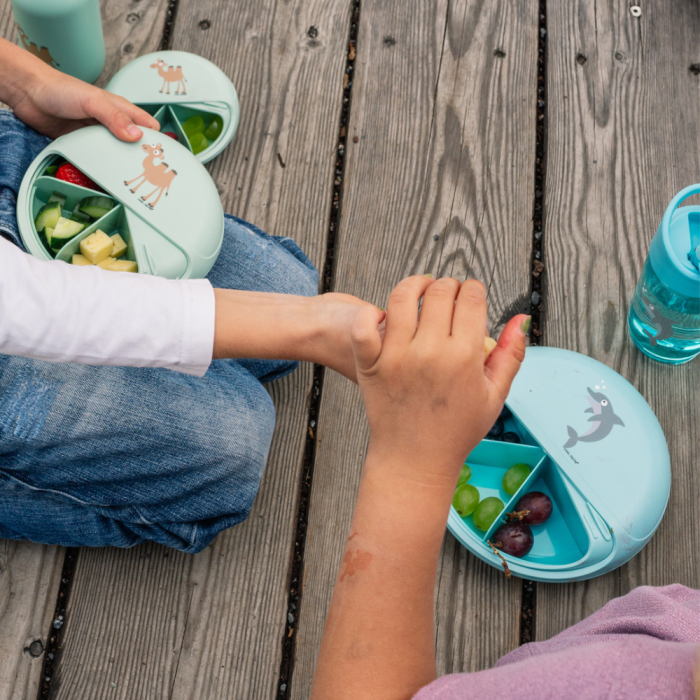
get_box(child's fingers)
[383,275,435,346]
[108,94,161,132]
[84,91,144,141]
[415,277,460,338]
[451,280,488,356]
[351,306,386,372]
[484,314,529,401]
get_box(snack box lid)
[106,51,240,164]
[447,347,670,582]
[507,347,670,543]
[17,125,224,279]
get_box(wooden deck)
[0,1,699,698]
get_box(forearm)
[0,37,44,108]
[311,446,458,700]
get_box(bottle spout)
[689,212,700,272]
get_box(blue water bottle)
[628,184,700,364]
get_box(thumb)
[351,306,386,373]
[484,314,529,401]
[85,91,145,142]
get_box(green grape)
[452,484,479,517]
[457,463,472,487]
[473,497,504,531]
[502,463,531,496]
[189,133,210,155]
[204,115,224,141]
[183,115,205,137]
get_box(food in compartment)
[502,463,532,496]
[74,230,137,272]
[452,484,480,517]
[182,113,223,155]
[71,254,92,266]
[97,257,138,273]
[50,217,85,251]
[513,491,553,526]
[456,463,472,487]
[70,203,91,224]
[79,229,116,264]
[34,200,62,234]
[163,131,178,141]
[55,163,102,191]
[487,419,504,439]
[79,196,115,219]
[501,432,521,444]
[473,497,504,531]
[492,521,534,557]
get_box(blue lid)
[649,184,700,297]
[447,347,671,582]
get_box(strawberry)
[163,131,178,141]
[55,163,102,191]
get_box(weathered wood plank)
[53,1,353,699]
[291,2,539,696]
[537,0,700,642]
[0,2,170,697]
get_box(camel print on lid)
[124,143,177,209]
[151,58,187,95]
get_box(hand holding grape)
[350,275,530,487]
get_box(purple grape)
[514,491,553,525]
[492,521,533,557]
[501,431,521,444]
[487,419,504,439]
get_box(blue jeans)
[0,111,318,552]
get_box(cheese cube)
[110,233,128,259]
[71,254,92,266]
[79,229,113,264]
[484,337,497,361]
[98,258,138,273]
[97,256,117,269]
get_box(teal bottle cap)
[105,50,239,164]
[649,184,700,298]
[447,347,670,582]
[17,125,224,279]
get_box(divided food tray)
[106,51,240,164]
[447,347,671,582]
[17,125,224,279]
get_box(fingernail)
[127,125,142,138]
[424,273,434,279]
[520,316,531,335]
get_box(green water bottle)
[11,0,106,84]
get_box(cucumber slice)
[45,165,59,176]
[79,196,114,220]
[34,201,62,233]
[70,203,92,224]
[48,191,66,207]
[45,227,55,247]
[50,217,85,250]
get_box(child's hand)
[351,275,529,487]
[0,38,159,141]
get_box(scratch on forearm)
[340,532,372,582]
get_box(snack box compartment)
[447,347,671,582]
[17,125,224,279]
[106,51,240,164]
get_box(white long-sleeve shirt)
[0,237,215,376]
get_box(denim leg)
[210,215,319,383]
[0,355,276,552]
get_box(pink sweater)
[414,585,699,700]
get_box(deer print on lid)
[151,58,187,95]
[124,144,177,209]
[16,23,58,68]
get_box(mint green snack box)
[17,125,224,279]
[11,0,106,84]
[106,51,240,163]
